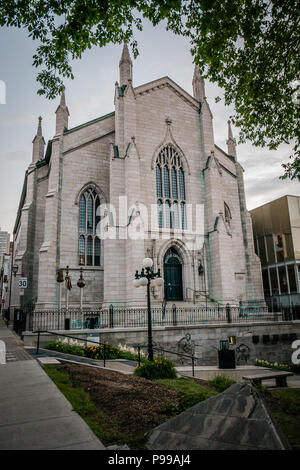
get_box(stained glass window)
[155,145,186,229]
[165,201,171,229]
[156,166,162,197]
[78,188,101,266]
[164,167,170,198]
[179,168,185,200]
[173,202,179,229]
[157,199,164,228]
[87,236,93,266]
[171,168,178,199]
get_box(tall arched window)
[78,187,101,266]
[156,145,186,229]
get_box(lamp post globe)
[139,276,148,287]
[133,278,141,288]
[143,258,153,269]
[155,277,164,286]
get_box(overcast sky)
[0,19,299,237]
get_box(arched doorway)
[164,247,183,301]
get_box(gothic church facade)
[11,45,264,310]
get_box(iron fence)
[27,303,283,332]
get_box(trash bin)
[218,341,236,369]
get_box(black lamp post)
[133,258,164,361]
[77,267,86,313]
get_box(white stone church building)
[11,45,264,310]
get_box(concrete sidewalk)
[0,319,105,450]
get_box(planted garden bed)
[42,362,219,449]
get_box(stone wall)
[24,320,300,366]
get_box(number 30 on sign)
[18,278,27,289]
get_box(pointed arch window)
[156,145,186,229]
[78,187,101,266]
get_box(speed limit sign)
[18,277,27,289]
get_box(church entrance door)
[164,247,183,301]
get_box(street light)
[133,258,164,361]
[12,264,19,277]
[77,267,86,314]
[56,269,64,311]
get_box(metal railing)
[34,330,199,376]
[27,303,279,332]
[35,330,111,367]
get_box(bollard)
[192,354,195,377]
[103,343,106,368]
[138,346,141,367]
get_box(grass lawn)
[262,388,300,450]
[42,363,219,449]
[156,377,218,415]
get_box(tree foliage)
[1,0,299,179]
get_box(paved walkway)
[0,318,105,450]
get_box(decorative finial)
[37,116,42,136]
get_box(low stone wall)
[23,320,300,366]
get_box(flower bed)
[255,358,300,374]
[45,340,144,362]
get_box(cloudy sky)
[0,19,298,237]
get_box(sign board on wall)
[18,278,27,289]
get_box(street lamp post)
[56,269,64,312]
[77,267,86,314]
[133,258,164,361]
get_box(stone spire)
[226,120,237,159]
[55,87,69,135]
[119,43,133,85]
[32,116,45,162]
[192,65,206,102]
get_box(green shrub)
[45,340,84,356]
[134,357,177,380]
[208,375,236,392]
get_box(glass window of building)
[278,265,288,293]
[265,234,276,263]
[288,265,297,293]
[270,267,279,295]
[258,237,267,264]
[262,269,270,296]
[275,234,285,262]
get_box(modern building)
[11,45,263,311]
[0,231,11,317]
[250,195,300,311]
[0,228,10,264]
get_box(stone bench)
[243,371,293,388]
